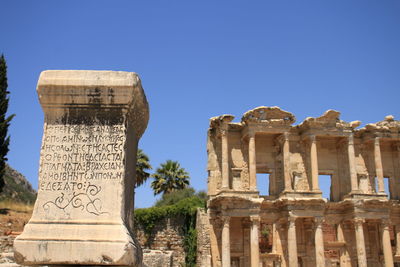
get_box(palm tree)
[136,149,152,187]
[151,160,190,195]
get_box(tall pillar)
[348,134,359,192]
[222,216,231,267]
[309,135,320,191]
[287,216,298,267]
[283,132,292,192]
[396,143,400,199]
[275,220,287,267]
[381,219,394,267]
[250,216,260,267]
[272,221,277,254]
[396,224,400,257]
[374,137,385,193]
[354,218,367,267]
[337,223,349,266]
[221,126,230,189]
[249,131,257,191]
[314,217,325,267]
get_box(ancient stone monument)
[14,70,149,266]
[198,106,400,267]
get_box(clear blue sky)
[1,1,400,207]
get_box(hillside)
[0,164,36,204]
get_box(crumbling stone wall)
[135,216,186,267]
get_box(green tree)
[155,187,207,207]
[151,160,189,195]
[0,55,14,193]
[136,149,152,187]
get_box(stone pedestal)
[14,70,149,266]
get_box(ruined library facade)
[203,107,400,267]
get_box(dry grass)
[0,200,34,212]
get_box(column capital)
[382,219,392,229]
[374,136,381,145]
[288,216,297,224]
[353,218,365,227]
[250,215,260,225]
[314,217,325,227]
[248,130,255,138]
[283,131,290,141]
[219,128,228,137]
[221,215,231,225]
[276,131,290,144]
[348,134,355,145]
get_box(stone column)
[287,216,298,267]
[347,134,359,192]
[250,216,260,267]
[221,126,230,189]
[249,131,257,191]
[396,224,400,256]
[396,143,400,199]
[354,218,367,267]
[283,132,292,192]
[272,221,277,254]
[381,219,394,267]
[14,70,149,266]
[309,135,320,191]
[337,223,349,266]
[374,137,385,193]
[314,217,325,267]
[222,216,231,267]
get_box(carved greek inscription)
[40,124,125,215]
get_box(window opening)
[384,177,391,199]
[257,173,270,196]
[319,174,332,200]
[375,177,391,198]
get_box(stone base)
[13,221,142,266]
[279,190,323,199]
[141,249,173,267]
[343,191,388,200]
[394,254,400,262]
[216,189,260,198]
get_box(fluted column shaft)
[283,132,292,191]
[221,127,229,189]
[354,219,367,267]
[382,220,394,267]
[250,216,260,267]
[287,217,298,267]
[310,135,320,191]
[249,132,257,191]
[348,135,359,192]
[374,137,385,193]
[222,216,231,267]
[314,218,325,267]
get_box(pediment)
[241,106,295,125]
[299,109,360,131]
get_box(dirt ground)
[0,208,32,235]
[0,208,32,256]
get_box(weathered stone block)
[14,70,149,266]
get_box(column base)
[14,221,142,266]
[279,190,323,199]
[394,254,400,262]
[343,192,388,200]
[217,189,260,198]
